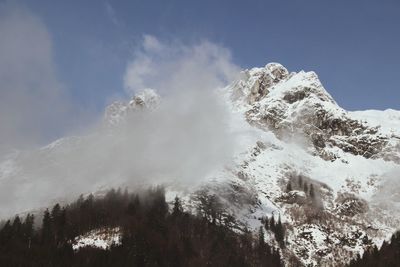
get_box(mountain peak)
[128,88,161,110]
[2,63,400,267]
[229,63,400,162]
[233,63,335,107]
[104,89,161,126]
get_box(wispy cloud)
[104,1,122,27]
[0,3,96,158]
[0,33,242,218]
[124,35,240,95]
[0,3,75,154]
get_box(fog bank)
[0,34,241,218]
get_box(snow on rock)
[214,63,400,266]
[105,89,161,126]
[230,64,400,163]
[128,88,161,110]
[349,109,400,136]
[97,62,400,266]
[72,227,122,251]
[1,62,400,266]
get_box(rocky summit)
[1,63,400,266]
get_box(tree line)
[263,215,285,248]
[348,230,400,267]
[0,187,283,267]
[286,175,316,200]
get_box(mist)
[372,167,400,213]
[0,25,242,218]
[0,4,90,156]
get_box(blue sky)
[2,0,400,117]
[18,0,400,112]
[17,0,399,112]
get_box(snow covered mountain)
[216,63,400,266]
[1,63,400,266]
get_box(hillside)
[0,188,283,267]
[1,63,399,266]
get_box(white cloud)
[123,35,240,95]
[0,5,63,152]
[0,33,243,218]
[123,56,153,93]
[104,1,121,27]
[142,34,164,52]
[0,4,92,156]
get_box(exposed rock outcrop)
[231,64,400,163]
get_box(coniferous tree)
[51,203,61,220]
[270,215,276,232]
[127,194,141,216]
[303,183,309,194]
[41,209,53,244]
[298,175,303,188]
[310,184,315,199]
[258,226,266,252]
[265,216,270,230]
[12,216,22,238]
[0,187,284,267]
[55,208,66,243]
[275,215,285,247]
[23,214,35,245]
[172,196,183,216]
[286,181,292,192]
[0,220,12,243]
[76,194,84,206]
[348,231,400,267]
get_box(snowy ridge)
[231,63,400,163]
[215,63,400,266]
[105,89,160,126]
[1,63,399,266]
[349,109,400,136]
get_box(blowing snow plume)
[0,34,241,218]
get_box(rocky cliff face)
[211,63,400,266]
[104,89,161,126]
[230,63,399,163]
[1,63,399,266]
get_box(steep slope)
[230,63,399,162]
[0,63,399,266]
[104,89,161,126]
[210,63,400,266]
